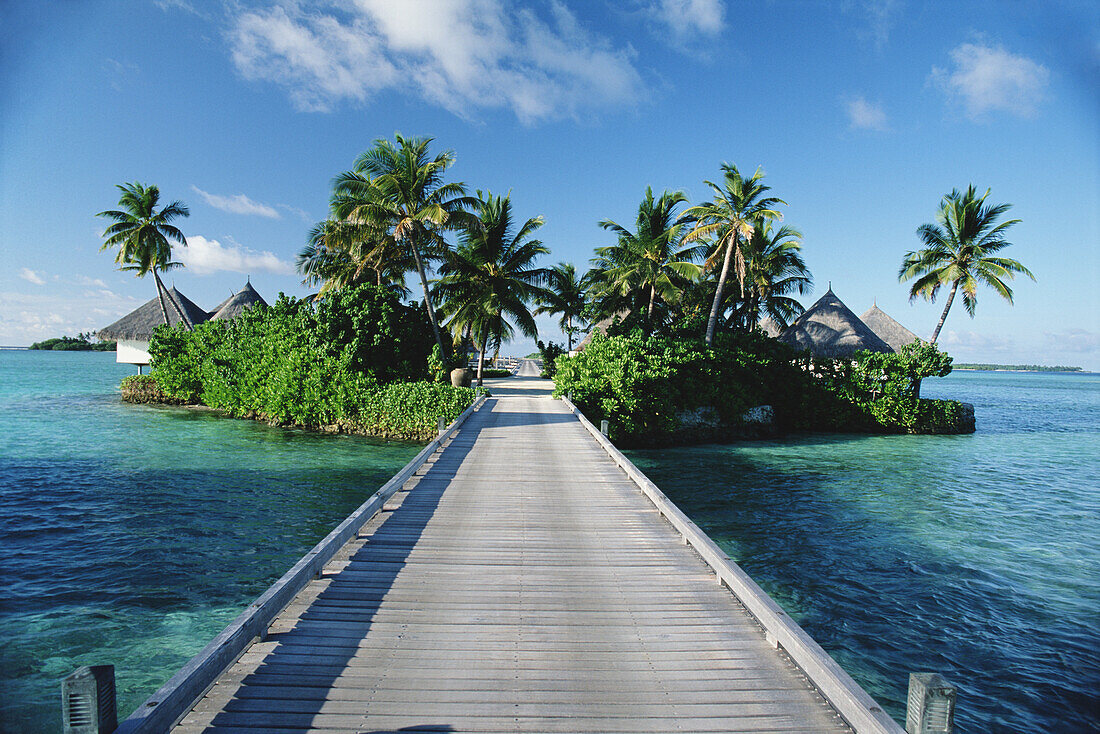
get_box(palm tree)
[734,221,812,331]
[331,134,476,362]
[588,187,702,334]
[685,165,784,345]
[436,192,550,386]
[297,218,412,298]
[900,185,1033,343]
[97,182,193,329]
[535,262,587,351]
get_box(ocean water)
[2,355,1097,733]
[0,351,420,733]
[628,370,1100,732]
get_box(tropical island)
[29,333,116,351]
[95,135,1038,446]
[954,363,1083,372]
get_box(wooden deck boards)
[172,393,852,734]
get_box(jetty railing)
[109,395,487,734]
[561,395,908,734]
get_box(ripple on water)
[629,371,1100,733]
[0,351,421,733]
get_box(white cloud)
[942,330,1015,352]
[75,275,110,288]
[177,235,294,276]
[846,96,888,130]
[0,289,143,345]
[154,0,204,16]
[228,0,644,122]
[191,186,280,218]
[1043,329,1099,354]
[849,0,901,49]
[276,203,312,223]
[649,0,724,38]
[19,268,46,285]
[931,42,1050,119]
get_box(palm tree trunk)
[409,239,447,364]
[153,270,193,330]
[646,285,656,336]
[930,280,959,344]
[476,329,487,387]
[566,315,573,352]
[705,236,736,346]
[152,271,171,327]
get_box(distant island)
[29,333,116,352]
[954,363,1082,372]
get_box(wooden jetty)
[116,373,905,734]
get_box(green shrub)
[914,398,974,434]
[554,331,814,445]
[553,331,962,445]
[354,382,485,440]
[146,284,477,441]
[536,340,566,378]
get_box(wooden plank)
[113,395,488,734]
[160,392,898,734]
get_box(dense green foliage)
[147,284,479,440]
[98,181,194,330]
[436,191,549,385]
[536,340,566,378]
[900,184,1032,343]
[535,263,587,351]
[30,333,115,351]
[954,363,1082,372]
[554,332,968,446]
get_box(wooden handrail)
[560,396,905,734]
[113,395,488,734]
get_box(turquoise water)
[2,356,1097,732]
[0,351,420,733]
[628,371,1100,732]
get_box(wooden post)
[438,416,446,435]
[906,673,956,734]
[62,665,117,734]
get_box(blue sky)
[1,0,1097,367]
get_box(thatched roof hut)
[210,280,269,321]
[574,311,630,352]
[97,287,210,341]
[860,304,920,352]
[778,288,893,357]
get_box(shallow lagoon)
[628,370,1100,732]
[1,355,1096,732]
[0,351,420,732]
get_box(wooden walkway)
[133,375,901,733]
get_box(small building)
[97,287,210,369]
[860,304,920,352]
[210,280,269,321]
[574,311,629,354]
[778,288,893,358]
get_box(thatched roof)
[860,304,920,352]
[575,311,629,352]
[778,288,893,357]
[97,287,210,341]
[210,280,268,321]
